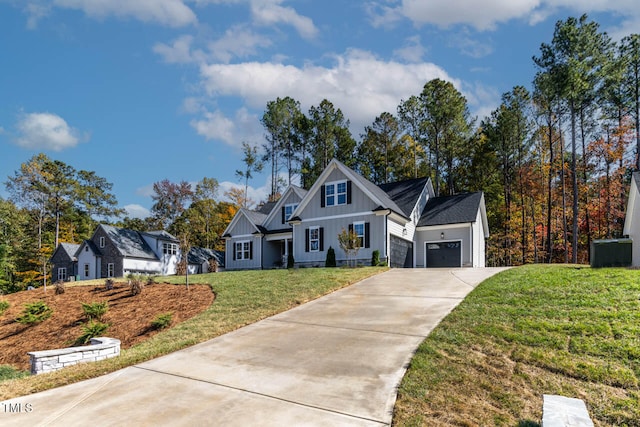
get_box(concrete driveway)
[1,268,506,426]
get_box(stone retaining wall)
[28,337,121,375]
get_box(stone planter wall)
[28,337,121,375]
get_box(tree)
[225,186,254,210]
[358,112,402,184]
[150,179,193,231]
[398,95,427,178]
[235,142,263,207]
[620,34,640,169]
[337,227,360,267]
[420,79,471,196]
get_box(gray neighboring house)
[51,224,223,281]
[224,158,489,270]
[623,171,640,266]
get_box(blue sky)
[1,1,639,219]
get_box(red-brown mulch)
[0,282,214,371]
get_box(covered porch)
[264,231,293,268]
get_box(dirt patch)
[0,282,214,371]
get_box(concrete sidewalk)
[1,268,506,426]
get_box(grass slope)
[394,265,640,426]
[0,267,383,400]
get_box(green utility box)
[590,239,632,268]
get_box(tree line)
[2,14,638,291]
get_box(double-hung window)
[84,264,90,278]
[325,180,347,207]
[353,221,365,248]
[235,241,251,260]
[163,243,177,255]
[107,263,115,278]
[309,227,320,252]
[57,268,67,281]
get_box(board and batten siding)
[472,209,486,268]
[293,214,385,266]
[263,191,304,230]
[76,245,98,280]
[231,214,260,236]
[225,236,262,270]
[415,223,472,268]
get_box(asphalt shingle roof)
[101,224,158,260]
[188,247,224,267]
[59,243,81,259]
[418,192,483,227]
[378,177,429,217]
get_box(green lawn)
[0,267,384,400]
[393,265,640,426]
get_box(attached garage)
[390,235,413,268]
[425,241,462,268]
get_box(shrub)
[75,321,109,345]
[0,300,9,316]
[371,250,380,266]
[130,278,144,296]
[146,276,157,286]
[16,301,52,324]
[325,246,337,267]
[105,278,114,291]
[287,252,295,269]
[0,365,29,381]
[151,312,173,330]
[54,280,66,295]
[81,301,108,321]
[209,257,219,272]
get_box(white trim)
[424,239,463,268]
[416,222,471,231]
[299,211,374,223]
[353,221,365,248]
[99,236,105,248]
[262,185,307,226]
[222,209,263,237]
[265,232,293,241]
[324,179,348,207]
[229,233,255,239]
[57,267,67,281]
[234,240,251,261]
[284,203,298,222]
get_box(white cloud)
[153,35,200,64]
[250,0,318,39]
[369,0,640,32]
[135,184,155,198]
[14,112,88,151]
[24,2,51,29]
[123,204,150,219]
[198,49,455,133]
[393,35,426,63]
[208,25,273,63]
[190,107,262,147]
[53,0,197,27]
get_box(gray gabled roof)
[100,224,158,260]
[378,177,430,217]
[188,247,224,267]
[418,192,483,227]
[141,230,178,242]
[59,243,81,259]
[242,209,268,231]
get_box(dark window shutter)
[249,241,253,260]
[320,227,324,251]
[281,206,285,224]
[233,242,236,260]
[365,222,370,248]
[346,181,352,204]
[320,185,325,208]
[348,224,353,233]
[305,229,310,252]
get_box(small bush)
[75,321,109,345]
[325,246,337,267]
[16,301,52,324]
[371,250,380,267]
[0,365,29,381]
[0,300,9,316]
[209,257,219,272]
[287,252,295,269]
[151,312,173,330]
[146,276,157,286]
[105,278,114,291]
[54,280,66,295]
[81,301,108,321]
[130,278,144,296]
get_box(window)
[99,237,105,248]
[324,180,348,207]
[84,264,90,278]
[309,227,320,252]
[163,243,177,255]
[234,241,251,260]
[57,268,67,281]
[353,221,365,248]
[107,263,114,278]
[283,203,298,222]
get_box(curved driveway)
[1,268,506,426]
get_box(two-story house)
[224,159,489,270]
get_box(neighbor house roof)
[100,224,158,260]
[418,192,483,227]
[188,247,224,267]
[141,230,178,242]
[378,177,430,217]
[59,243,81,259]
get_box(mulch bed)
[0,282,214,371]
